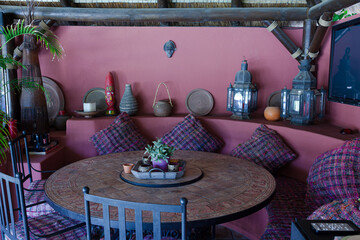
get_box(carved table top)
[45,150,276,227]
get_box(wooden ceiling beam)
[0,5,308,22]
[308,0,359,19]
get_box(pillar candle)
[83,102,96,112]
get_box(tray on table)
[131,160,186,180]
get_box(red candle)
[105,72,116,116]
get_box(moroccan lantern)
[227,59,258,120]
[280,59,326,125]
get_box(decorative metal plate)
[266,90,281,107]
[43,77,65,126]
[185,88,214,116]
[83,88,107,111]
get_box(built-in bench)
[44,114,359,239]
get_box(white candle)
[83,102,96,112]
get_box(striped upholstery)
[260,176,317,240]
[24,180,55,217]
[306,138,360,209]
[161,114,223,152]
[231,125,297,174]
[90,112,149,155]
[10,212,86,239]
[307,198,360,228]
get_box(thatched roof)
[0,0,359,26]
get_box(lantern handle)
[153,82,173,108]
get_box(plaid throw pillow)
[90,112,149,155]
[160,114,223,152]
[307,198,360,228]
[306,138,360,209]
[230,124,296,174]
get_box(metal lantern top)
[292,59,317,90]
[234,59,252,88]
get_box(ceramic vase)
[120,84,138,116]
[152,159,168,172]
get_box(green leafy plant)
[333,9,357,21]
[0,20,63,162]
[144,138,175,163]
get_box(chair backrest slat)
[135,208,143,240]
[0,172,29,240]
[118,207,126,240]
[153,211,161,240]
[83,187,187,240]
[103,204,111,240]
[8,132,33,184]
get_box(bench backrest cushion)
[161,114,223,152]
[90,112,149,155]
[306,138,360,209]
[231,124,297,174]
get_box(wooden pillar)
[263,20,302,62]
[231,0,243,26]
[302,19,317,76]
[308,12,334,60]
[60,0,77,26]
[157,0,170,26]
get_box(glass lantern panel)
[289,92,302,115]
[233,90,244,111]
[227,87,234,111]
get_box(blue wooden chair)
[0,171,86,239]
[83,186,188,240]
[8,131,55,218]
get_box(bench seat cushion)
[260,176,317,240]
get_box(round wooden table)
[45,150,275,228]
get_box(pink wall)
[38,26,303,117]
[37,17,360,131]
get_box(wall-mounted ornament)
[163,40,176,58]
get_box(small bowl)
[138,164,152,172]
[142,156,151,165]
[123,163,134,174]
[168,163,179,172]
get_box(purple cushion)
[90,112,149,155]
[260,176,316,240]
[25,180,55,217]
[306,138,360,209]
[160,114,223,152]
[231,125,297,174]
[13,212,86,239]
[307,198,360,228]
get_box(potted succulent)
[144,138,175,172]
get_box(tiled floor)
[215,225,250,240]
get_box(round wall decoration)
[185,89,214,116]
